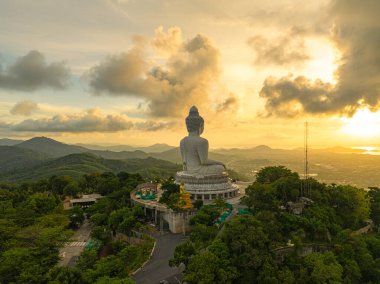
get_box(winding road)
[132,232,186,284]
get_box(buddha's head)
[186,106,204,135]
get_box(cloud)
[11,108,134,132]
[8,108,174,133]
[0,50,70,91]
[134,120,176,131]
[216,96,238,112]
[260,75,335,117]
[0,121,11,129]
[151,26,182,55]
[259,0,380,117]
[10,100,39,116]
[248,29,309,66]
[87,27,235,118]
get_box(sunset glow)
[341,109,380,138]
[0,0,379,149]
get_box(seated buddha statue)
[180,106,226,176]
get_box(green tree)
[47,266,84,284]
[68,206,85,228]
[159,179,180,205]
[97,172,120,196]
[0,219,18,250]
[329,185,370,229]
[220,215,272,283]
[170,240,196,267]
[83,255,128,283]
[185,243,238,284]
[26,192,58,216]
[49,175,73,195]
[299,252,343,283]
[94,276,134,284]
[256,166,297,184]
[190,223,219,248]
[63,182,80,197]
[77,249,98,270]
[190,205,220,226]
[242,183,280,211]
[79,173,101,193]
[91,226,112,244]
[368,187,380,226]
[0,247,32,283]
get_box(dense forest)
[0,171,153,283]
[170,166,380,283]
[2,166,380,283]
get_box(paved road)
[132,233,186,284]
[58,220,91,267]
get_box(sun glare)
[341,108,380,137]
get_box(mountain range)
[1,136,380,187]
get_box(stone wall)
[163,210,195,234]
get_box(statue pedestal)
[175,171,239,202]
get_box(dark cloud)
[10,100,39,116]
[87,29,235,118]
[260,75,335,117]
[8,108,174,133]
[216,96,238,112]
[0,50,70,91]
[248,29,309,66]
[259,0,380,117]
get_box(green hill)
[17,136,88,158]
[0,153,181,181]
[0,146,48,172]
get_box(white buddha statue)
[180,106,225,176]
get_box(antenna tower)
[303,121,310,197]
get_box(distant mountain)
[17,137,89,158]
[7,136,380,187]
[75,143,135,152]
[0,138,24,146]
[212,145,295,159]
[0,146,48,172]
[152,147,181,163]
[91,150,150,160]
[0,153,181,182]
[253,145,273,152]
[76,143,175,153]
[318,146,364,154]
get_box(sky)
[1,0,380,148]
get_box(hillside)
[0,153,181,181]
[0,146,48,172]
[4,136,380,187]
[17,137,88,158]
[76,142,175,153]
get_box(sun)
[340,108,380,138]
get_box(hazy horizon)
[3,135,380,153]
